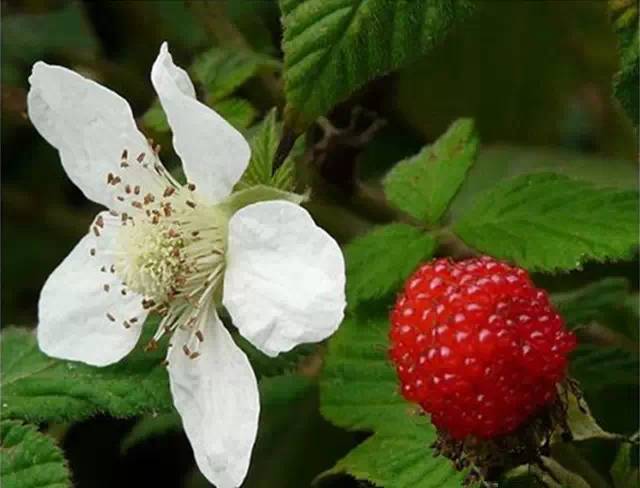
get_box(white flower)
[29,42,346,487]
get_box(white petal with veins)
[223,201,346,357]
[168,307,259,488]
[28,63,157,211]
[38,212,148,367]
[151,42,250,204]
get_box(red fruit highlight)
[389,256,576,440]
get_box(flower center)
[114,204,228,305]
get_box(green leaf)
[453,173,639,272]
[280,0,476,128]
[212,97,258,130]
[324,431,465,488]
[554,278,632,330]
[320,313,464,486]
[345,223,436,307]
[235,110,303,192]
[1,326,172,423]
[531,457,590,488]
[561,386,621,442]
[220,185,306,218]
[191,47,280,102]
[609,0,639,129]
[1,420,71,488]
[384,119,479,224]
[141,99,170,133]
[611,441,639,488]
[121,411,181,453]
[570,345,639,393]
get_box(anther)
[163,187,175,197]
[191,231,200,237]
[143,193,155,205]
[93,226,100,237]
[107,173,115,184]
[121,149,128,160]
[187,183,196,191]
[123,320,131,329]
[186,200,196,208]
[134,186,141,195]
[142,299,156,309]
[121,289,127,296]
[132,201,143,209]
[195,330,204,342]
[103,284,110,292]
[106,313,116,322]
[110,264,116,273]
[125,184,131,194]
[183,345,191,356]
[100,266,106,272]
[117,196,125,202]
[130,317,138,323]
[189,352,201,359]
[137,153,145,162]
[95,215,104,228]
[90,248,96,256]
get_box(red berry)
[389,256,576,440]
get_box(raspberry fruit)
[389,256,576,440]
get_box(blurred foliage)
[1,1,638,487]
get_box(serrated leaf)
[191,47,280,102]
[0,420,71,488]
[212,97,258,130]
[280,0,476,128]
[609,0,639,129]
[570,345,639,392]
[345,223,436,307]
[320,313,464,486]
[384,119,478,224]
[323,432,466,488]
[611,441,639,488]
[453,173,639,272]
[1,326,172,423]
[235,109,303,191]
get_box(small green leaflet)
[384,119,479,224]
[344,223,436,308]
[1,420,71,488]
[609,0,639,130]
[280,0,476,128]
[611,441,640,488]
[213,97,258,130]
[561,386,621,442]
[235,109,302,192]
[319,313,466,487]
[1,326,172,423]
[531,457,590,488]
[453,173,639,272]
[190,47,281,102]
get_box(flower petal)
[223,201,346,357]
[168,307,259,488]
[151,42,250,204]
[38,212,148,367]
[27,62,157,211]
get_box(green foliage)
[141,99,169,133]
[235,110,302,191]
[562,387,621,442]
[570,345,639,392]
[344,223,436,308]
[383,119,478,224]
[213,97,258,130]
[532,457,590,488]
[611,441,639,488]
[454,173,639,272]
[0,420,71,488]
[320,313,465,486]
[554,278,632,330]
[1,327,172,423]
[280,0,476,128]
[609,0,639,129]
[190,47,280,102]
